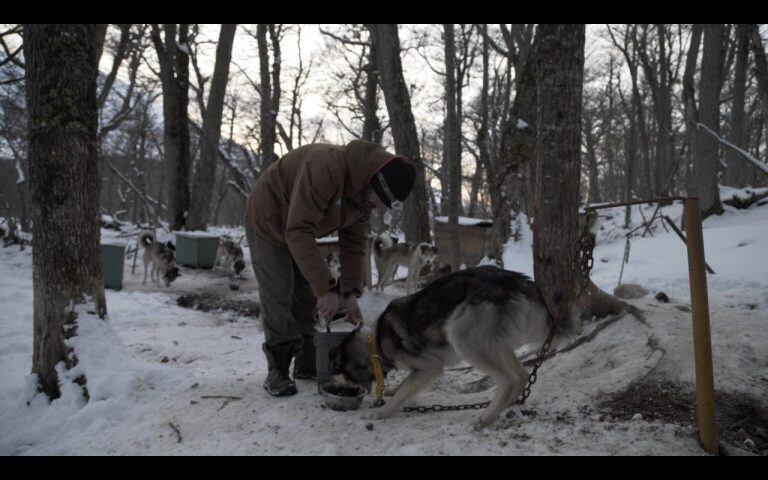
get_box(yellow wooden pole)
[683,198,719,455]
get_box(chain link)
[372,212,599,414]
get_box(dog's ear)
[166,241,176,251]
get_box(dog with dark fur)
[329,265,580,429]
[216,237,246,277]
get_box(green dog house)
[175,232,220,269]
[101,241,127,290]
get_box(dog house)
[433,216,495,268]
[175,232,220,269]
[101,240,127,290]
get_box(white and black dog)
[140,232,181,287]
[329,265,580,429]
[216,237,246,277]
[326,251,341,283]
[373,233,439,294]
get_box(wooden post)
[683,198,719,455]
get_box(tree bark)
[151,24,192,231]
[24,24,107,400]
[187,24,237,231]
[257,24,281,164]
[724,24,750,187]
[368,24,431,243]
[532,24,585,322]
[362,40,384,143]
[443,24,463,270]
[682,25,703,196]
[692,24,725,218]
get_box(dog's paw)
[472,418,493,432]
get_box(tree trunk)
[532,24,585,322]
[682,25,703,197]
[692,24,725,218]
[724,24,750,187]
[187,24,237,231]
[494,28,539,262]
[368,24,431,243]
[443,24,463,270]
[474,25,492,222]
[151,24,192,231]
[749,25,768,106]
[24,24,107,400]
[362,41,383,144]
[257,24,280,164]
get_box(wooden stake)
[683,198,719,455]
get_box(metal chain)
[577,211,597,291]
[617,237,631,287]
[402,401,492,413]
[372,212,599,414]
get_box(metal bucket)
[314,329,350,393]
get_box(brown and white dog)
[140,232,181,287]
[373,233,438,294]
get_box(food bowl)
[320,383,366,411]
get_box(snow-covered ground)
[1,196,767,456]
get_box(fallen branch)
[201,395,242,411]
[696,122,768,176]
[168,422,182,443]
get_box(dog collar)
[367,334,386,405]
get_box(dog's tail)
[140,232,154,247]
[374,232,393,256]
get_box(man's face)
[367,189,387,211]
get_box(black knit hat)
[370,157,416,208]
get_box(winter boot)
[262,344,298,397]
[293,335,317,380]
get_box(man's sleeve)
[284,159,339,298]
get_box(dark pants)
[245,222,317,357]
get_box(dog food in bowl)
[320,383,366,411]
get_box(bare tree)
[150,24,192,231]
[691,24,725,218]
[367,24,431,243]
[24,24,107,400]
[723,24,751,186]
[254,24,283,163]
[443,24,462,269]
[532,24,586,321]
[319,25,385,144]
[187,24,237,231]
[607,24,653,198]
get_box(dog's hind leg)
[447,305,530,429]
[454,345,526,429]
[474,357,528,429]
[378,261,396,292]
[364,364,443,420]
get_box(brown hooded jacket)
[246,140,398,298]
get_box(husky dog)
[216,237,246,277]
[140,232,181,287]
[326,251,341,283]
[329,265,580,429]
[373,233,439,294]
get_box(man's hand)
[345,295,363,325]
[317,291,340,320]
